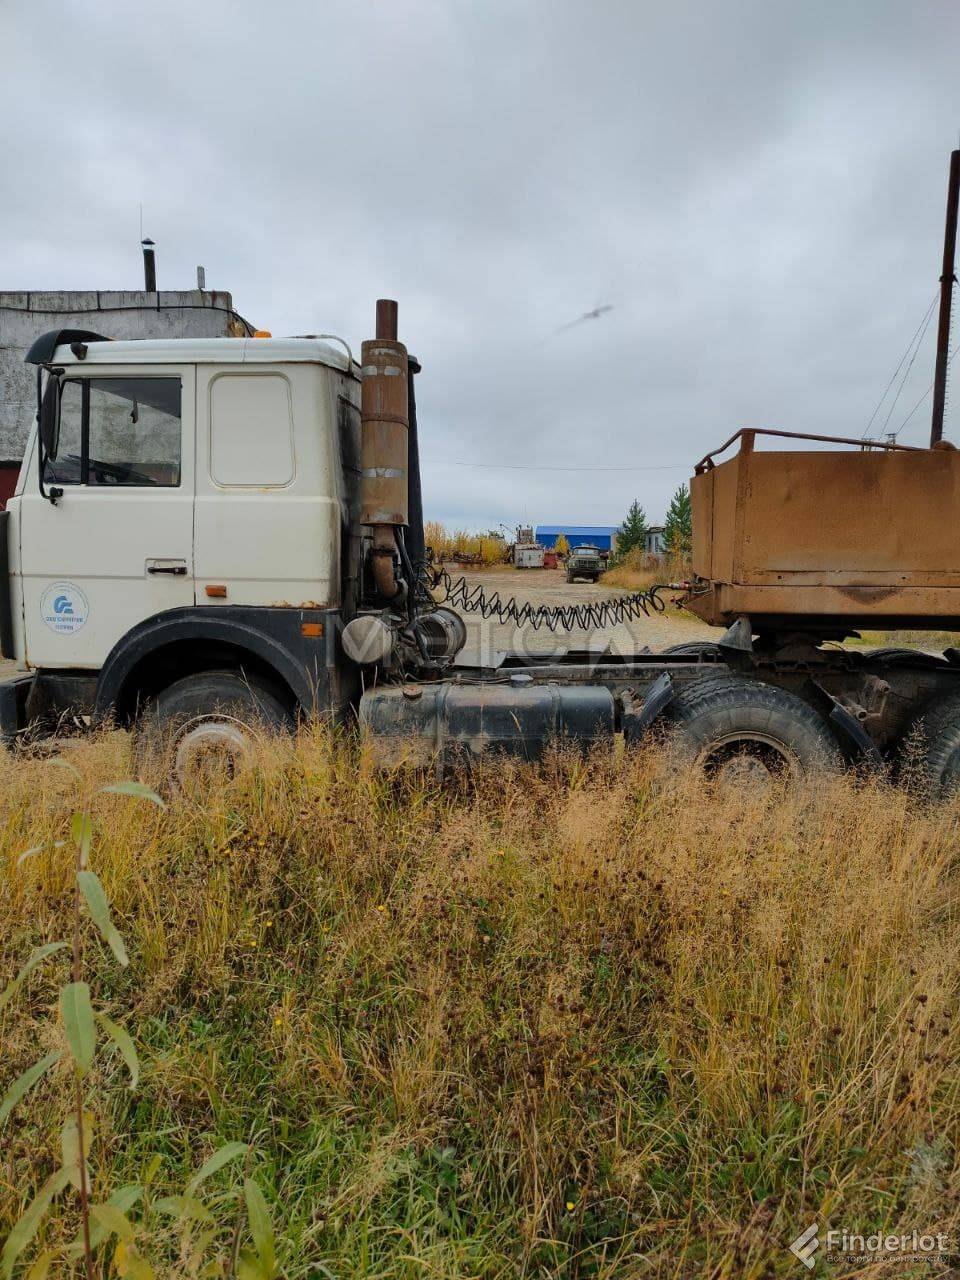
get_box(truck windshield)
[44,377,182,488]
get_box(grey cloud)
[2,0,959,527]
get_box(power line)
[880,300,938,436]
[893,336,960,438]
[862,293,938,439]
[441,460,690,472]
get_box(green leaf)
[16,840,66,869]
[72,1184,141,1252]
[60,982,96,1075]
[98,781,166,810]
[77,871,129,967]
[48,757,82,779]
[0,1168,70,1279]
[185,1141,248,1197]
[89,1202,135,1243]
[0,1052,61,1126]
[244,1178,276,1276]
[0,943,68,1012]
[24,1251,55,1280]
[152,1195,213,1223]
[95,1012,138,1089]
[113,1241,154,1279]
[237,1249,270,1280]
[70,812,93,868]
[61,1111,96,1190]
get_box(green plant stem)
[72,826,94,1280]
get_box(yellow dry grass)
[601,546,689,592]
[1,727,959,1276]
[424,522,508,565]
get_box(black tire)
[566,572,575,583]
[661,641,720,660]
[136,670,293,787]
[864,647,946,669]
[898,691,960,798]
[662,675,840,783]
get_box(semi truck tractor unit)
[6,300,960,795]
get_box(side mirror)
[39,375,60,459]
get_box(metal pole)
[141,238,157,292]
[930,149,960,445]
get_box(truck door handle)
[146,559,188,576]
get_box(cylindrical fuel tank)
[359,680,615,767]
[360,327,409,527]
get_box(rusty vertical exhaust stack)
[362,299,409,599]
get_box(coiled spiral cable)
[422,562,672,633]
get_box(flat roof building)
[535,524,618,551]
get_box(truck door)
[193,366,341,607]
[17,367,195,669]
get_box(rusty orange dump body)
[688,429,960,632]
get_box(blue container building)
[535,525,618,551]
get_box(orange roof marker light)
[253,330,272,338]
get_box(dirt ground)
[444,567,719,665]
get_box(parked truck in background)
[6,289,960,796]
[565,545,602,583]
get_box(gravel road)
[442,567,719,665]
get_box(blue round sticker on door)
[40,582,89,635]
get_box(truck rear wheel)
[660,641,720,659]
[899,691,960,798]
[136,670,293,787]
[662,675,840,784]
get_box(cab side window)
[44,377,182,487]
[210,373,294,487]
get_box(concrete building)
[535,524,618,552]
[0,288,252,500]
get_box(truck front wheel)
[136,670,293,787]
[662,675,841,784]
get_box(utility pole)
[930,148,960,446]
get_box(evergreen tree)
[663,484,693,558]
[615,500,648,558]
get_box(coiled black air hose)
[423,563,671,633]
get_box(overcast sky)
[2,0,960,529]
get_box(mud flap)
[621,671,675,744]
[0,673,33,745]
[808,680,882,765]
[826,701,883,765]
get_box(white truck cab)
[12,333,359,667]
[0,329,370,772]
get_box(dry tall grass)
[2,729,959,1277]
[424,522,508,566]
[601,547,688,592]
